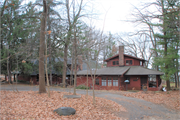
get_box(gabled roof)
[77,66,164,76]
[104,54,146,62]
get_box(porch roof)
[125,66,164,75]
[77,66,164,76]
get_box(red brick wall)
[77,75,160,91]
[77,76,120,90]
[18,75,31,81]
[18,75,62,85]
[124,56,141,66]
[126,76,141,90]
[77,75,143,91]
[134,59,140,66]
[106,56,142,67]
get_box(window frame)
[148,75,157,88]
[101,77,106,86]
[108,77,112,86]
[126,60,133,65]
[113,61,119,65]
[95,78,99,85]
[113,77,118,86]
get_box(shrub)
[76,85,89,89]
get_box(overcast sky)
[92,0,156,34]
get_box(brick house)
[76,46,164,91]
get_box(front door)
[141,77,147,90]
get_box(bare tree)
[62,0,84,88]
[39,0,47,93]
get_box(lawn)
[0,91,127,120]
[162,81,176,87]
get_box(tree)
[126,0,179,90]
[153,0,179,90]
[39,0,47,93]
[1,0,39,83]
[62,0,84,88]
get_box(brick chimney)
[77,55,83,70]
[119,46,124,66]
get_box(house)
[17,56,97,85]
[76,46,164,91]
[17,57,81,85]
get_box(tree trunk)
[92,77,95,105]
[73,28,77,95]
[70,45,74,86]
[39,0,47,93]
[47,6,52,86]
[62,44,68,88]
[161,0,170,91]
[86,66,88,98]
[178,73,180,88]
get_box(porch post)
[147,76,149,91]
[118,76,120,90]
[120,76,124,90]
[156,75,158,88]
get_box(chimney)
[77,55,83,70]
[119,46,124,66]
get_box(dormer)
[104,46,146,67]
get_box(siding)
[106,56,142,67]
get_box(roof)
[77,66,130,75]
[82,60,100,70]
[125,66,164,75]
[29,57,71,76]
[104,54,146,62]
[77,66,164,76]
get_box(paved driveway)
[1,84,180,120]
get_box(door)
[141,77,147,90]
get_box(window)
[113,61,119,65]
[101,77,106,86]
[108,77,112,86]
[140,61,142,66]
[95,78,99,85]
[126,60,132,65]
[113,77,118,86]
[148,75,156,87]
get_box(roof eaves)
[124,54,146,61]
[104,54,119,62]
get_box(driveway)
[1,84,179,120]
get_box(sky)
[92,0,156,34]
[16,0,156,34]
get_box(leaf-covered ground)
[121,91,180,111]
[0,91,127,120]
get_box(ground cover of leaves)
[121,91,180,111]
[0,91,127,120]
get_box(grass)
[76,85,89,89]
[162,82,176,87]
[127,90,140,92]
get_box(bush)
[76,85,89,89]
[17,80,30,84]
